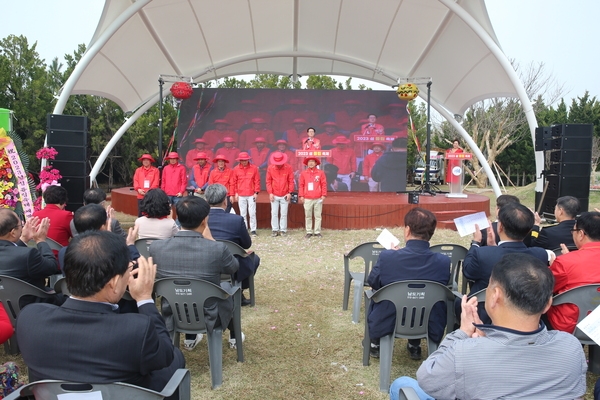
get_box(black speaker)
[548,162,590,177]
[550,149,591,163]
[552,123,594,138]
[535,126,552,151]
[46,114,90,211]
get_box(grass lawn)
[6,183,599,399]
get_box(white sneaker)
[183,334,203,351]
[228,332,246,349]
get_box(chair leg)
[342,273,352,311]
[379,335,394,392]
[172,331,181,348]
[362,295,371,367]
[233,291,244,362]
[352,280,363,324]
[3,335,19,356]
[207,328,223,389]
[248,274,255,307]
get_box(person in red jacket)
[189,152,211,195]
[215,136,241,165]
[266,152,295,237]
[208,155,234,213]
[283,118,308,150]
[327,136,356,190]
[133,154,160,216]
[316,121,340,149]
[33,185,73,248]
[362,142,386,192]
[231,152,260,236]
[299,157,327,239]
[160,152,187,208]
[201,119,238,151]
[238,118,275,151]
[184,138,213,169]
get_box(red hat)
[303,156,321,166]
[193,152,209,160]
[213,119,230,125]
[371,142,386,149]
[269,151,288,166]
[292,118,308,124]
[236,152,252,161]
[194,138,207,144]
[222,137,235,143]
[213,155,229,163]
[250,118,266,124]
[343,100,361,105]
[322,121,337,127]
[288,99,307,105]
[254,137,266,143]
[332,135,351,145]
[165,152,180,160]
[276,139,288,145]
[241,99,258,104]
[138,154,155,162]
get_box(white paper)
[376,228,400,250]
[577,304,600,345]
[453,211,490,237]
[58,392,103,400]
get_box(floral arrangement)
[34,147,62,211]
[0,148,19,208]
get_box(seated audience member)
[205,184,260,306]
[32,185,73,247]
[545,211,600,332]
[367,208,450,360]
[323,164,348,192]
[526,195,580,250]
[70,188,126,237]
[478,194,520,246]
[150,196,241,351]
[390,253,586,400]
[0,209,60,290]
[60,204,140,269]
[464,202,553,322]
[135,189,178,239]
[371,138,407,192]
[17,231,185,395]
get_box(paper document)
[58,392,103,400]
[577,304,600,345]
[454,212,490,237]
[376,228,400,250]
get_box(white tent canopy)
[53,0,543,195]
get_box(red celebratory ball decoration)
[170,82,193,99]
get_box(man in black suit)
[527,196,580,250]
[17,231,185,395]
[479,194,520,246]
[464,202,554,322]
[69,188,126,238]
[0,209,60,290]
[205,184,260,306]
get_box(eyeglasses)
[571,228,582,233]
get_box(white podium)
[446,152,471,198]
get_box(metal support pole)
[158,77,164,164]
[424,81,432,191]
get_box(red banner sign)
[446,152,472,160]
[295,150,331,158]
[353,135,398,143]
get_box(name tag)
[308,182,314,191]
[143,180,150,188]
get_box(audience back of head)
[405,207,436,241]
[498,202,534,241]
[140,189,171,218]
[496,194,520,209]
[205,184,228,206]
[83,188,107,205]
[0,209,19,237]
[490,253,554,315]
[73,204,107,233]
[575,211,600,241]
[43,185,68,206]
[175,196,210,230]
[556,196,581,219]
[65,230,128,297]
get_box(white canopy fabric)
[53,0,543,196]
[68,0,513,115]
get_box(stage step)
[434,209,482,231]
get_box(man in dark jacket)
[371,138,407,192]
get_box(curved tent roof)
[69,0,515,115]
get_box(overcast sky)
[1,0,598,106]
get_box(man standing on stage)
[160,152,187,207]
[266,152,295,237]
[299,157,327,239]
[189,152,211,195]
[327,136,356,190]
[231,152,260,236]
[362,142,385,192]
[133,154,160,217]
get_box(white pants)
[238,195,257,231]
[303,198,323,234]
[337,173,352,189]
[270,195,289,232]
[368,177,380,192]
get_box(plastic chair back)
[135,238,160,259]
[3,369,191,400]
[551,245,578,257]
[0,275,55,355]
[430,243,467,292]
[216,239,255,306]
[343,241,384,323]
[45,238,64,252]
[552,284,600,344]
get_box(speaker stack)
[46,114,90,212]
[540,124,593,214]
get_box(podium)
[446,152,472,198]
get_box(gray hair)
[205,184,228,206]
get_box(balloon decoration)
[396,83,419,101]
[170,82,193,100]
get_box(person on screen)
[201,119,238,151]
[223,99,271,131]
[334,100,368,134]
[316,121,341,149]
[371,138,407,192]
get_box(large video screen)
[176,88,407,192]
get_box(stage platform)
[111,187,490,231]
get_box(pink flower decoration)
[36,147,59,160]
